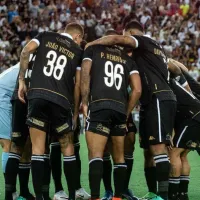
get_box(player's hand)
[168,136,174,151]
[82,104,88,118]
[18,79,27,104]
[85,42,93,50]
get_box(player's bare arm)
[168,58,188,72]
[18,40,39,103]
[127,73,142,118]
[73,69,81,128]
[168,59,192,92]
[81,59,92,117]
[85,35,138,49]
[19,40,38,80]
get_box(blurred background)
[0,0,200,81]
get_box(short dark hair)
[65,22,84,36]
[105,29,119,36]
[125,20,144,32]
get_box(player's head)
[123,20,144,36]
[104,29,119,36]
[65,23,84,46]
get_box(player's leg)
[50,137,63,192]
[110,110,129,200]
[5,100,28,200]
[148,98,176,200]
[86,110,111,200]
[101,141,113,200]
[172,119,200,200]
[142,149,157,199]
[168,148,184,200]
[0,108,12,179]
[139,108,157,199]
[74,119,91,200]
[58,132,78,200]
[18,137,35,200]
[52,105,78,200]
[50,136,68,200]
[0,139,11,178]
[179,150,190,200]
[26,99,49,200]
[42,136,51,200]
[122,116,138,200]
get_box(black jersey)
[83,45,139,115]
[131,35,176,105]
[27,32,83,110]
[182,70,200,100]
[170,78,200,123]
[11,53,36,101]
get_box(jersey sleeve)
[130,35,146,49]
[83,46,94,62]
[129,60,139,76]
[31,32,44,47]
[175,73,188,87]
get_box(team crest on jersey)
[56,123,69,133]
[96,123,110,134]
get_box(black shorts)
[11,99,29,146]
[127,114,137,134]
[174,119,200,150]
[139,96,176,149]
[27,99,73,135]
[86,109,127,137]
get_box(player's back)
[28,31,83,109]
[0,63,19,110]
[132,35,176,104]
[84,45,138,114]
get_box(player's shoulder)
[0,63,20,79]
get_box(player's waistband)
[89,99,126,114]
[27,89,72,110]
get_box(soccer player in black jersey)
[100,30,139,200]
[18,23,84,200]
[167,59,200,200]
[81,35,141,200]
[168,69,200,200]
[86,21,177,200]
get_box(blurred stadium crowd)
[0,0,200,80]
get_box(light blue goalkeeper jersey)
[0,63,20,110]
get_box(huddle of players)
[4,20,200,200]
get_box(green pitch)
[0,134,200,199]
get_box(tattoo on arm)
[19,46,30,80]
[81,60,92,105]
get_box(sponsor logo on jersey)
[28,117,45,127]
[186,140,197,148]
[149,136,155,140]
[56,123,69,133]
[96,123,110,134]
[12,132,21,138]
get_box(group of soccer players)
[0,19,200,200]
